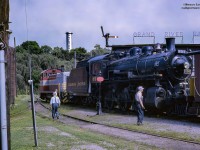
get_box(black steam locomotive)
[67,34,200,115]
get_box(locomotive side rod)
[177,49,200,56]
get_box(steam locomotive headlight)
[184,62,189,69]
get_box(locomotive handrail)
[185,50,200,56]
[129,74,163,79]
[177,49,200,56]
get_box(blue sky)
[9,0,200,51]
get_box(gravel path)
[82,124,200,150]
[35,102,200,150]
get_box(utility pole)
[0,0,10,149]
[0,49,8,150]
[28,57,38,147]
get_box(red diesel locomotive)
[39,68,70,101]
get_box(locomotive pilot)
[135,86,145,125]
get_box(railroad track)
[35,97,200,149]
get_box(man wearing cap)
[135,86,145,125]
[50,92,61,119]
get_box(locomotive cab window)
[92,63,101,75]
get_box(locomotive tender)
[67,37,200,115]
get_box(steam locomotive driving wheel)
[104,91,114,110]
[118,89,130,112]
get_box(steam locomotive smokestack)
[166,37,175,51]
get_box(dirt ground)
[35,102,200,150]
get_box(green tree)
[52,46,69,60]
[62,50,70,60]
[89,44,111,57]
[15,40,84,94]
[15,45,26,53]
[69,47,87,61]
[21,41,42,54]
[41,45,52,53]
[16,74,26,94]
[39,53,59,70]
[31,67,42,89]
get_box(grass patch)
[11,95,157,150]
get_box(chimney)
[65,32,73,51]
[166,37,175,51]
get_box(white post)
[0,50,8,150]
[28,80,38,146]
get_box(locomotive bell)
[166,38,175,51]
[155,43,161,49]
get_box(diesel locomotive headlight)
[184,62,189,69]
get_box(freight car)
[39,67,70,101]
[67,37,200,115]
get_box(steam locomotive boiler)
[67,37,200,115]
[105,38,193,112]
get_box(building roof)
[111,44,200,51]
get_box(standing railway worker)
[135,86,145,125]
[50,92,61,119]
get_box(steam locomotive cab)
[67,54,109,104]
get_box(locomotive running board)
[129,74,163,79]
[69,93,90,96]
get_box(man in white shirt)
[50,92,61,119]
[135,86,145,125]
